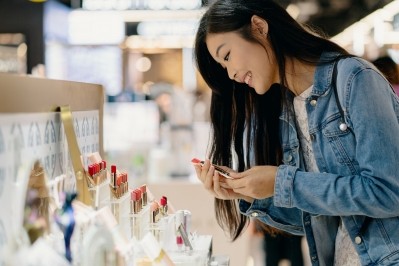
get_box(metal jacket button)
[355,236,362,244]
[251,212,259,217]
[310,99,317,106]
[286,155,293,162]
[339,123,348,131]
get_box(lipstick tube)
[176,235,183,251]
[87,163,98,185]
[98,161,107,184]
[88,164,94,178]
[130,190,139,214]
[111,165,117,188]
[150,201,160,223]
[175,210,191,238]
[140,184,147,206]
[159,196,168,217]
[87,160,110,210]
[177,223,193,250]
[149,201,162,242]
[130,190,140,239]
[124,173,129,194]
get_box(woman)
[192,0,399,265]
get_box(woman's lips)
[244,72,252,86]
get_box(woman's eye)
[224,52,230,61]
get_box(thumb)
[228,171,244,179]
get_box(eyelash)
[224,52,230,61]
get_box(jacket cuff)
[274,165,297,208]
[238,198,272,217]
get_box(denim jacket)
[239,53,399,265]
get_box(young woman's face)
[206,31,278,95]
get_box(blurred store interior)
[1,0,399,265]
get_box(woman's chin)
[253,87,268,95]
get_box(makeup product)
[88,164,94,179]
[191,158,232,179]
[87,160,109,209]
[150,201,160,223]
[130,190,140,239]
[109,166,129,199]
[116,176,122,198]
[177,223,193,251]
[138,186,150,240]
[140,184,148,206]
[89,160,107,185]
[88,151,103,164]
[88,163,98,184]
[111,165,117,188]
[175,210,184,231]
[175,210,191,237]
[128,185,151,241]
[176,235,183,251]
[131,190,139,214]
[123,172,128,194]
[159,196,168,217]
[108,164,131,231]
[132,188,140,211]
[140,232,175,266]
[183,210,191,236]
[149,201,162,241]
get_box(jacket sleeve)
[239,198,304,235]
[274,62,399,217]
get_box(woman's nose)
[227,68,237,81]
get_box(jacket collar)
[280,51,343,119]
[312,51,342,96]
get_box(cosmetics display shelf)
[0,157,215,266]
[0,74,226,265]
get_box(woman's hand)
[193,159,253,202]
[226,166,278,199]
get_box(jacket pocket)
[321,115,358,172]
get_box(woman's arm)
[275,64,399,217]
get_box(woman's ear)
[251,15,269,36]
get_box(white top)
[294,86,360,266]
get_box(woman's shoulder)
[337,55,375,75]
[320,52,375,73]
[314,52,382,94]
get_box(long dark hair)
[194,0,348,241]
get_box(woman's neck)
[285,58,316,96]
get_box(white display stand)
[149,180,250,266]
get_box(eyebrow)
[215,43,225,58]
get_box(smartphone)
[191,158,233,179]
